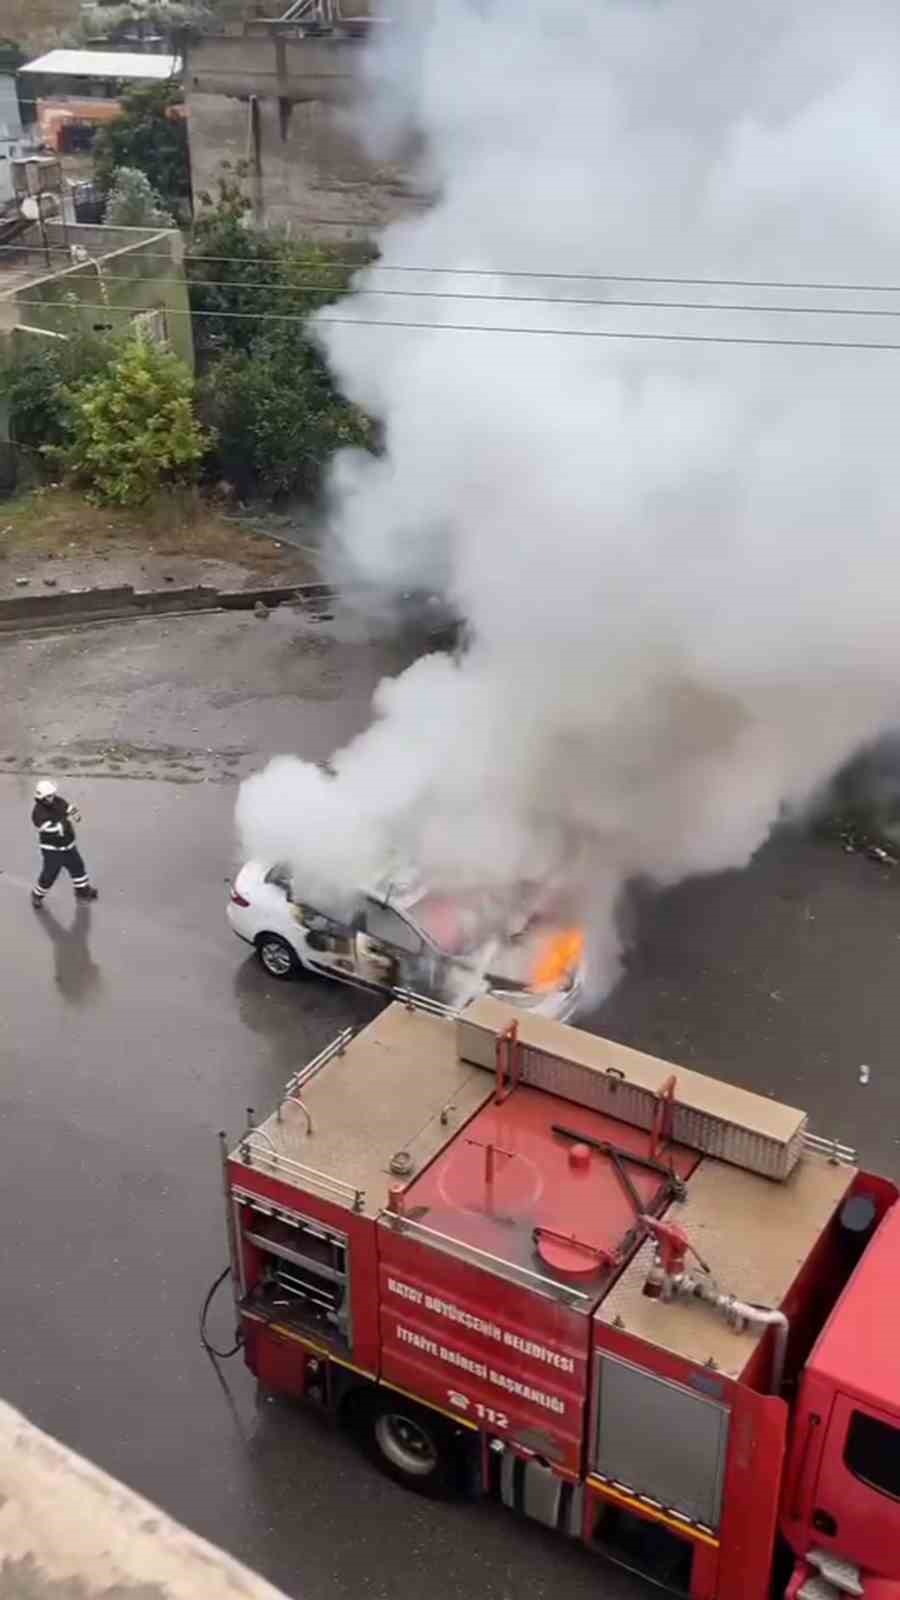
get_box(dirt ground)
[0,487,320,595]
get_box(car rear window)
[845,1409,900,1500]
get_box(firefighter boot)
[75,885,99,901]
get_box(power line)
[11,269,900,321]
[181,264,900,296]
[27,274,900,319]
[15,295,900,350]
[7,254,900,318]
[6,239,900,297]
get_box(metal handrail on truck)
[236,1133,366,1213]
[377,1209,594,1309]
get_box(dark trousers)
[35,847,90,897]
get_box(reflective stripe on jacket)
[32,796,78,850]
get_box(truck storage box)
[458,997,807,1181]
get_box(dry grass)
[6,0,80,51]
[0,485,311,571]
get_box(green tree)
[200,325,373,500]
[186,181,277,361]
[186,169,376,500]
[0,325,116,457]
[59,336,210,504]
[93,82,191,218]
[103,166,175,228]
[0,39,25,70]
[187,165,372,361]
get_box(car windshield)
[405,891,504,957]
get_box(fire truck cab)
[219,995,900,1600]
[783,1197,900,1600]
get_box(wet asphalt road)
[0,610,898,1600]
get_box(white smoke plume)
[238,0,900,1001]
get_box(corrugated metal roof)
[19,50,180,80]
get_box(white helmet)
[34,779,57,801]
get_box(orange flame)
[532,927,585,991]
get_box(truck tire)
[366,1394,462,1498]
[255,933,301,980]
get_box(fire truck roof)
[400,1076,700,1285]
[232,1000,857,1377]
[235,1002,496,1219]
[595,1151,853,1376]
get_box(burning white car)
[227,863,584,1020]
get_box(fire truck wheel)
[255,934,301,980]
[368,1396,460,1497]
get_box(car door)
[355,900,426,994]
[290,902,359,982]
[812,1393,900,1571]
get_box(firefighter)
[31,779,98,907]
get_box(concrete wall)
[0,1397,291,1599]
[3,221,194,367]
[185,30,428,238]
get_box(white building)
[0,74,26,207]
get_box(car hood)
[477,921,582,993]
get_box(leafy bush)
[93,82,191,218]
[103,167,174,229]
[0,326,116,458]
[186,170,368,360]
[58,336,210,505]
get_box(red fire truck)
[216,994,900,1600]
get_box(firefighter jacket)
[32,795,80,851]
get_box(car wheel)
[255,933,301,980]
[366,1394,461,1498]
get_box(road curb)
[0,580,334,634]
